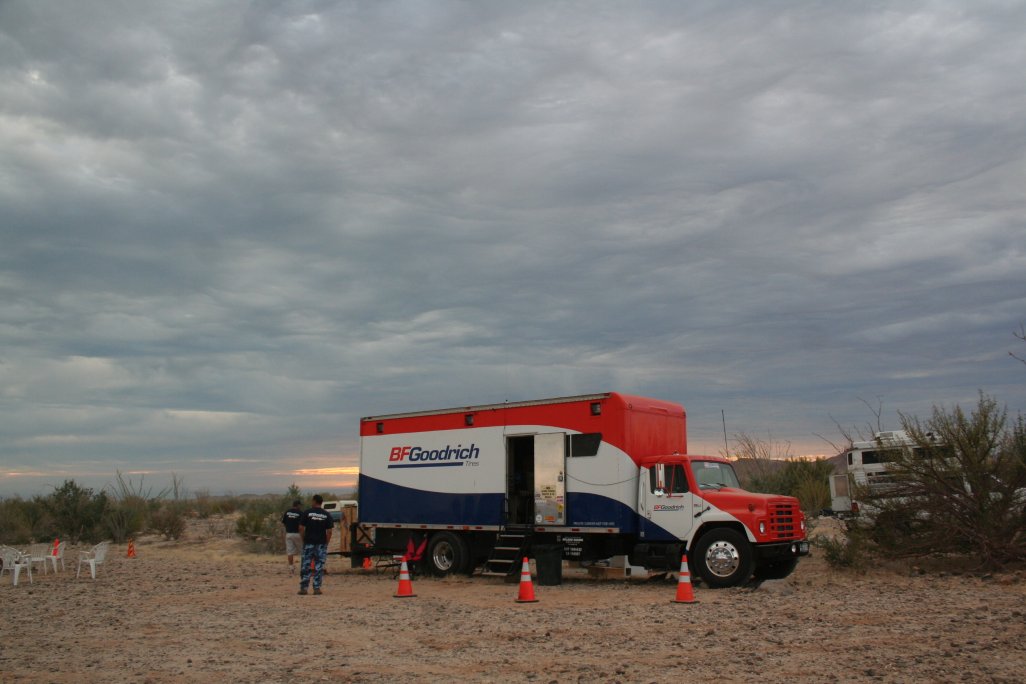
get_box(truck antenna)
[721,410,729,458]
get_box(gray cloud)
[2,1,1025,495]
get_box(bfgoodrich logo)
[387,444,480,468]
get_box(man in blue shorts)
[298,494,333,595]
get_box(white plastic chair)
[27,542,51,575]
[1,546,33,586]
[77,541,111,579]
[49,541,66,573]
[0,546,17,582]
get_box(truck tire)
[754,557,798,581]
[426,532,469,576]
[691,528,753,588]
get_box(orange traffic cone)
[394,560,416,598]
[51,537,60,557]
[126,539,136,559]
[671,553,698,604]
[515,557,539,603]
[362,556,372,570]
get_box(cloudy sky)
[2,1,1024,498]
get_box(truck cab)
[635,454,808,587]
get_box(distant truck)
[321,499,358,523]
[353,392,809,587]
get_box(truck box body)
[360,392,683,533]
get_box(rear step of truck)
[481,526,532,578]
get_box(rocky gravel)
[2,524,1024,683]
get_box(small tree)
[1011,323,1026,366]
[0,499,25,544]
[49,480,109,543]
[861,393,1026,568]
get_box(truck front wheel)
[426,532,469,576]
[691,528,753,588]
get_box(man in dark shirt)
[298,494,334,595]
[280,499,303,576]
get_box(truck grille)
[768,499,801,539]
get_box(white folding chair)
[1,546,33,586]
[77,541,111,579]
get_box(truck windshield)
[691,461,741,490]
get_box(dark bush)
[151,504,188,540]
[860,394,1026,569]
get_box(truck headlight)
[759,521,766,534]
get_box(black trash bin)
[533,544,563,586]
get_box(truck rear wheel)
[426,532,469,576]
[692,528,753,588]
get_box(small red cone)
[394,560,416,598]
[126,539,136,559]
[51,538,60,557]
[671,553,698,604]
[362,556,372,570]
[515,557,539,603]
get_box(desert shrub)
[733,434,833,511]
[193,491,244,518]
[779,459,833,512]
[0,497,36,544]
[49,480,109,543]
[236,508,284,554]
[235,508,270,537]
[863,394,1026,569]
[151,504,188,540]
[210,496,242,515]
[792,472,831,513]
[104,494,150,543]
[235,496,282,544]
[19,495,57,542]
[814,528,869,572]
[192,490,214,519]
[235,488,304,554]
[103,472,168,543]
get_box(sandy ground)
[2,518,1025,683]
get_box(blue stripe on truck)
[360,474,648,534]
[359,474,505,526]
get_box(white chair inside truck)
[1,546,33,586]
[77,541,111,579]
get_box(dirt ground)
[2,518,1025,683]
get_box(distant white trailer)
[828,431,925,516]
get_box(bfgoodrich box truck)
[355,392,809,587]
